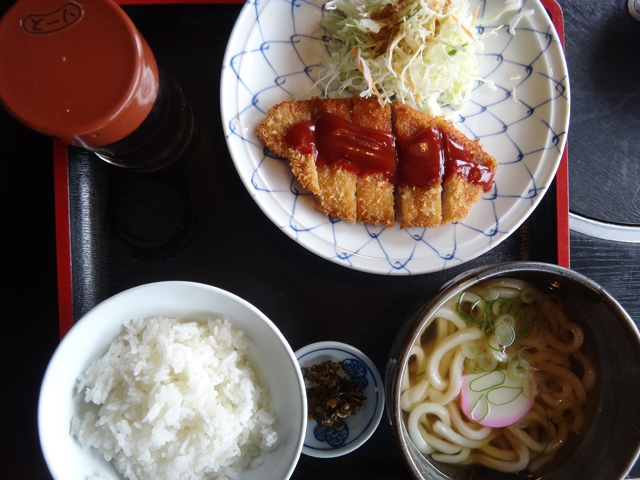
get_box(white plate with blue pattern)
[295,341,385,458]
[220,0,569,275]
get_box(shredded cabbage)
[317,0,484,119]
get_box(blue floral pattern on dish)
[314,421,349,447]
[342,358,368,389]
[221,0,569,275]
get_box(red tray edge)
[542,0,571,269]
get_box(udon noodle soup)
[401,278,596,474]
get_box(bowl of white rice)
[38,281,307,480]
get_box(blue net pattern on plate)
[222,0,568,274]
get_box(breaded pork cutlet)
[352,100,396,227]
[256,98,321,195]
[258,97,396,227]
[257,98,497,228]
[315,98,395,227]
[393,102,498,227]
[437,118,498,224]
[393,102,444,228]
[313,98,359,223]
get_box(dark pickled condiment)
[301,361,366,428]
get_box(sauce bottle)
[0,0,196,171]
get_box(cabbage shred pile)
[317,0,483,119]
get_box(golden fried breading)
[436,118,498,225]
[258,97,396,227]
[316,98,395,227]
[356,173,395,227]
[256,98,322,194]
[353,99,395,227]
[314,98,359,222]
[393,102,443,228]
[256,97,497,229]
[316,165,358,222]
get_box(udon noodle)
[401,278,596,473]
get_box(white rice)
[71,317,278,480]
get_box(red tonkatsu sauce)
[285,113,495,192]
[396,127,445,188]
[285,120,315,155]
[286,113,396,181]
[315,113,396,179]
[443,134,495,192]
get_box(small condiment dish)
[295,341,385,458]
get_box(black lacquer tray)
[52,1,570,479]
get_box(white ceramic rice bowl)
[38,281,307,480]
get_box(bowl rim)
[386,261,640,480]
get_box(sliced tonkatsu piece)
[314,97,395,227]
[258,97,396,227]
[393,102,444,229]
[436,118,498,225]
[313,98,360,223]
[352,98,396,227]
[256,98,322,195]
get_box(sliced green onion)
[487,336,508,363]
[482,288,500,302]
[461,340,481,359]
[477,351,497,372]
[508,358,532,381]
[517,348,533,368]
[457,292,486,325]
[487,336,501,352]
[521,288,537,304]
[465,357,482,374]
[470,299,485,321]
[496,314,515,328]
[494,322,516,347]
